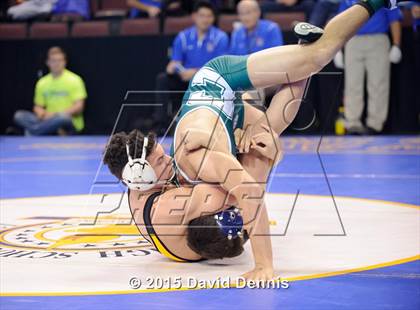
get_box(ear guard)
[122,137,158,191]
[214,207,244,240]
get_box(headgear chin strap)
[122,137,162,191]
[214,207,244,240]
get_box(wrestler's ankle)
[355,0,386,17]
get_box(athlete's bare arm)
[180,124,282,164]
[152,184,232,228]
[183,148,274,278]
[148,177,273,280]
[236,81,308,153]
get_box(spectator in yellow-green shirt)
[14,47,87,135]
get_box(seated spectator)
[154,0,228,131]
[14,47,87,136]
[52,0,90,20]
[127,0,184,18]
[7,0,56,20]
[309,0,340,27]
[7,0,89,21]
[230,0,283,55]
[260,0,315,21]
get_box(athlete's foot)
[294,22,324,44]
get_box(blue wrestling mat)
[0,135,419,310]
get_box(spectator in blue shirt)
[333,1,402,134]
[260,0,315,21]
[8,0,58,20]
[230,0,283,55]
[52,0,90,20]
[127,0,183,18]
[8,0,89,21]
[309,0,341,27]
[154,1,228,132]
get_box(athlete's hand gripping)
[251,124,283,164]
[236,124,283,164]
[235,124,255,154]
[180,128,212,153]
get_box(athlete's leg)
[236,78,308,155]
[260,79,308,135]
[247,3,377,88]
[238,144,273,184]
[242,80,308,135]
[238,101,284,184]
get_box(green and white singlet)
[170,55,253,184]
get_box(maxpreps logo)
[0,216,156,259]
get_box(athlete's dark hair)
[47,46,66,60]
[193,0,217,16]
[103,129,156,180]
[187,215,248,260]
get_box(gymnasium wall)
[0,29,418,135]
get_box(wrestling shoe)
[294,22,324,43]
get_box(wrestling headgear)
[122,137,161,191]
[214,207,244,240]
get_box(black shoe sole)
[294,22,324,43]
